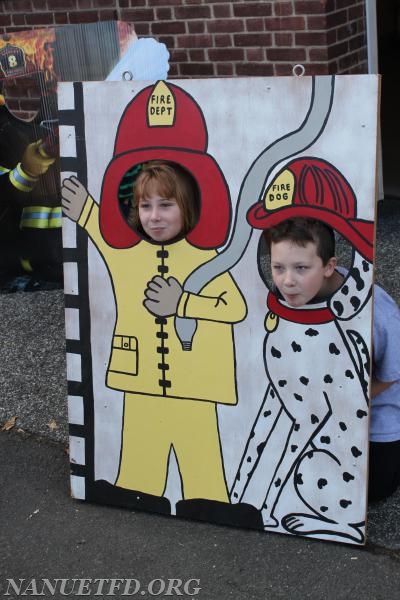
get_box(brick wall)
[1,0,368,78]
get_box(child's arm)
[371,285,400,399]
[371,376,396,398]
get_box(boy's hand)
[61,176,88,222]
[143,276,183,317]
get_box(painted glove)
[61,176,89,222]
[144,276,183,317]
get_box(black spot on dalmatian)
[341,285,349,296]
[270,389,276,398]
[320,436,331,444]
[311,414,319,424]
[294,473,303,485]
[300,376,309,386]
[320,506,328,512]
[294,393,303,402]
[350,296,361,311]
[250,430,255,438]
[291,445,298,452]
[274,478,282,487]
[257,442,266,456]
[345,370,354,379]
[318,478,328,489]
[350,267,365,291]
[263,410,272,418]
[339,421,347,431]
[278,380,287,387]
[356,409,368,419]
[291,341,302,352]
[362,260,370,273]
[305,328,319,337]
[329,343,340,355]
[271,346,281,358]
[294,423,300,431]
[340,499,352,508]
[246,456,252,463]
[343,472,355,482]
[324,374,333,383]
[332,301,344,316]
[233,492,238,498]
[351,446,362,458]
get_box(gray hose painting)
[176,75,335,350]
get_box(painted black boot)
[88,479,171,515]
[176,499,263,530]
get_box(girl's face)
[270,240,336,307]
[138,191,183,242]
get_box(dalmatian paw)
[261,510,279,529]
[282,513,365,543]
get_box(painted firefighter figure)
[62,81,263,528]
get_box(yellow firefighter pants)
[115,393,229,502]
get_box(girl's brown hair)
[128,161,200,237]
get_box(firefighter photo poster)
[60,74,379,545]
[0,22,168,292]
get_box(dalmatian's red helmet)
[247,157,374,261]
[100,81,231,249]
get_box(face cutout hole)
[335,233,354,271]
[257,224,355,292]
[258,231,272,289]
[118,160,201,241]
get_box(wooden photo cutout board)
[60,75,379,545]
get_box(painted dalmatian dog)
[231,158,375,544]
[231,252,371,542]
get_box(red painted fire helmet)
[100,81,231,249]
[247,157,374,261]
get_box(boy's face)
[270,240,337,307]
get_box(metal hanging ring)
[292,64,306,77]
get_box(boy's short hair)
[128,160,200,235]
[263,217,336,265]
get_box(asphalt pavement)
[0,199,399,599]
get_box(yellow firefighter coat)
[79,196,247,405]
